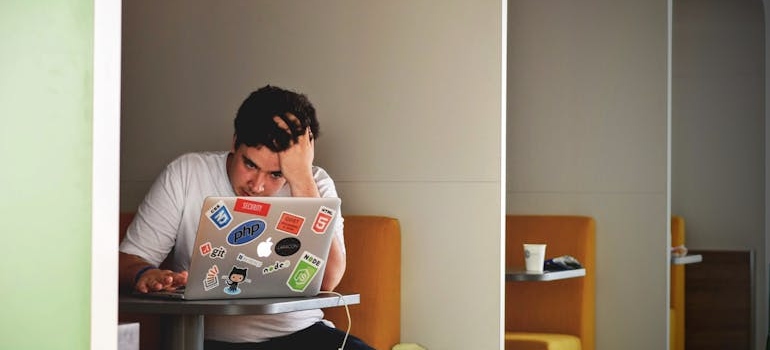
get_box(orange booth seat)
[670,216,685,350]
[118,212,401,350]
[505,215,596,350]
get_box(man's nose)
[249,172,266,194]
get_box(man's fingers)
[274,114,305,139]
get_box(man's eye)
[270,172,283,179]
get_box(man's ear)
[231,135,238,153]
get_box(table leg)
[168,314,204,350]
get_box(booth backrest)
[324,215,401,350]
[670,215,686,350]
[118,212,401,350]
[505,215,596,350]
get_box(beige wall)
[121,1,504,349]
[672,0,766,348]
[507,1,670,349]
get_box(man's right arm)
[119,252,188,293]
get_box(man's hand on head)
[273,114,319,197]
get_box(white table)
[506,268,586,282]
[119,292,360,350]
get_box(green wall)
[0,1,94,348]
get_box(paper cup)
[524,244,546,272]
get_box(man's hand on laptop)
[135,269,188,293]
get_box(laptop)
[146,196,341,300]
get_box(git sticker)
[311,206,335,234]
[287,251,324,292]
[206,200,232,229]
[275,212,305,236]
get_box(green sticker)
[287,251,324,292]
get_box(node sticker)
[287,251,324,292]
[206,200,232,230]
[275,212,305,236]
[311,206,335,234]
[234,198,271,216]
[262,260,291,275]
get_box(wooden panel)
[684,250,753,350]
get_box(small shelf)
[671,254,702,265]
[506,268,586,282]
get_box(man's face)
[227,144,286,197]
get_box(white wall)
[121,1,504,349]
[507,1,670,349]
[672,0,766,348]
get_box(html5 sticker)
[311,206,335,234]
[275,212,305,236]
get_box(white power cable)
[321,291,351,350]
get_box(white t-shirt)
[119,151,345,342]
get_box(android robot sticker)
[222,266,251,295]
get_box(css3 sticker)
[206,200,232,229]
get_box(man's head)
[227,85,320,197]
[233,85,320,151]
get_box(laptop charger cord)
[321,290,351,350]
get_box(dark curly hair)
[233,85,320,152]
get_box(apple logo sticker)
[256,237,273,258]
[275,237,301,256]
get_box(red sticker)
[312,206,335,234]
[234,198,271,216]
[199,242,213,256]
[275,212,305,235]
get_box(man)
[119,85,373,349]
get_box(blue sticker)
[227,219,267,246]
[207,200,233,229]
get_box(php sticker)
[287,251,324,292]
[275,212,305,236]
[206,200,233,230]
[311,206,335,234]
[226,219,267,246]
[234,198,271,216]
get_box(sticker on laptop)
[222,266,251,295]
[233,198,271,216]
[226,219,267,246]
[206,200,233,230]
[199,242,213,256]
[311,206,335,234]
[203,265,220,291]
[210,246,227,259]
[287,251,324,292]
[275,212,305,236]
[262,259,291,275]
[275,237,301,256]
[236,252,263,268]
